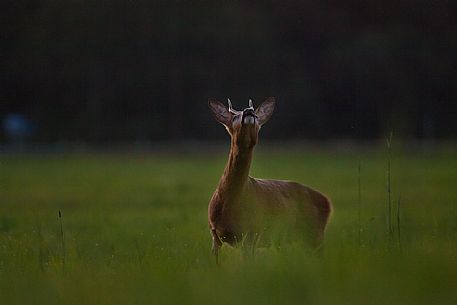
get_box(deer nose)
[242,109,256,125]
[243,108,255,116]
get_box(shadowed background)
[1,0,456,144]
[2,3,457,305]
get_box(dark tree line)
[1,0,456,142]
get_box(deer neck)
[218,141,253,201]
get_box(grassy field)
[1,145,456,305]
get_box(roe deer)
[208,97,332,262]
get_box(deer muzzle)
[242,109,256,125]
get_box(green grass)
[1,146,457,305]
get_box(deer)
[208,97,332,262]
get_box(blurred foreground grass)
[1,146,456,305]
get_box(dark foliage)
[1,0,456,142]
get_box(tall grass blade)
[386,131,393,240]
[358,159,362,246]
[58,210,66,269]
[397,196,402,252]
[36,221,44,272]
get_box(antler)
[227,98,240,115]
[248,99,254,109]
[227,98,233,111]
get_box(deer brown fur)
[208,97,332,261]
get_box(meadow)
[1,144,456,305]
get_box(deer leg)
[210,228,222,264]
[297,213,324,251]
[311,230,325,256]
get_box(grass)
[1,145,457,305]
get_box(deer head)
[208,97,275,148]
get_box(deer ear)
[255,97,275,126]
[208,98,232,127]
